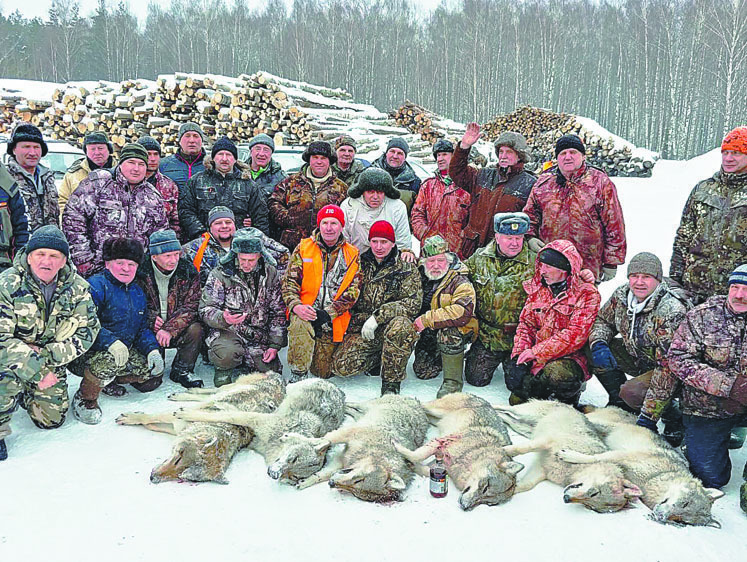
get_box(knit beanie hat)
[494,212,530,235]
[627,252,663,282]
[368,220,395,243]
[8,123,47,157]
[211,136,238,160]
[208,205,235,226]
[555,134,586,157]
[84,131,113,152]
[722,127,747,155]
[538,247,572,273]
[335,135,357,151]
[303,141,337,165]
[119,143,148,165]
[386,137,410,156]
[178,122,204,141]
[421,235,450,258]
[432,138,454,156]
[149,229,181,256]
[137,135,161,156]
[317,204,345,227]
[102,237,144,265]
[494,131,530,163]
[728,264,747,287]
[26,225,69,257]
[247,133,275,152]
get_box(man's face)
[120,158,147,184]
[214,150,236,175]
[151,250,180,273]
[495,233,524,257]
[210,218,236,243]
[370,237,395,261]
[362,189,385,209]
[424,254,450,280]
[337,145,356,169]
[497,146,519,168]
[539,262,568,285]
[251,144,273,169]
[721,150,747,174]
[319,217,343,246]
[12,141,42,171]
[86,143,110,167]
[179,131,203,156]
[237,252,261,273]
[728,283,747,314]
[435,151,452,173]
[145,150,160,175]
[385,147,406,168]
[557,148,585,177]
[309,154,330,177]
[27,248,66,284]
[106,258,139,284]
[628,273,660,301]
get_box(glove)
[55,317,80,341]
[636,414,658,433]
[147,350,165,376]
[310,309,332,337]
[504,359,530,394]
[590,341,618,371]
[728,376,747,406]
[361,316,379,341]
[600,265,617,283]
[527,237,545,253]
[107,340,129,368]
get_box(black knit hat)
[8,123,48,157]
[26,225,69,257]
[348,167,400,199]
[538,247,572,273]
[137,135,161,156]
[386,137,410,156]
[84,131,113,153]
[119,143,148,165]
[302,141,337,165]
[211,136,238,160]
[102,237,144,265]
[555,134,586,157]
[432,139,454,156]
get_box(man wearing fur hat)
[269,141,348,250]
[5,123,59,231]
[413,235,478,397]
[0,226,99,460]
[331,220,422,395]
[180,136,269,241]
[62,142,169,278]
[200,229,287,386]
[68,238,164,424]
[0,162,29,273]
[463,212,536,389]
[523,134,627,284]
[282,204,362,382]
[339,167,414,259]
[138,136,181,240]
[449,123,536,258]
[370,137,422,211]
[159,122,206,191]
[136,229,204,389]
[59,131,116,216]
[411,139,471,255]
[670,126,747,305]
[332,135,366,187]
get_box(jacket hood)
[525,239,584,295]
[203,155,252,180]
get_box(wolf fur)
[557,406,724,527]
[296,394,429,502]
[173,378,346,483]
[494,400,643,513]
[116,372,286,484]
[394,393,523,510]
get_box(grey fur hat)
[494,131,530,163]
[432,139,454,156]
[348,167,400,199]
[220,227,276,268]
[494,212,530,235]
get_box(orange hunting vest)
[297,237,359,342]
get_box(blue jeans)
[682,414,738,488]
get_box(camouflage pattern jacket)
[513,239,601,378]
[6,157,59,231]
[669,170,747,303]
[146,170,181,240]
[0,163,29,270]
[418,257,479,337]
[58,155,116,216]
[0,248,100,383]
[524,164,626,280]
[464,241,536,352]
[159,149,206,191]
[332,159,366,188]
[136,257,201,338]
[269,166,348,250]
[411,172,470,255]
[61,168,169,278]
[667,296,747,419]
[349,248,422,331]
[200,257,288,350]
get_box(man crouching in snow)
[0,226,100,460]
[68,238,164,425]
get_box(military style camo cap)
[421,235,450,258]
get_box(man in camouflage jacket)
[331,220,422,395]
[331,135,366,187]
[0,226,99,460]
[138,136,181,240]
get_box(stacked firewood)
[390,101,466,144]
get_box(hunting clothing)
[332,159,366,187]
[0,163,29,271]
[411,171,471,255]
[146,170,181,240]
[6,157,59,232]
[58,155,116,216]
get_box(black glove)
[636,414,658,433]
[504,359,530,394]
[310,309,332,337]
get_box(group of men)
[0,117,745,513]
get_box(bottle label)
[430,478,447,495]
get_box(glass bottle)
[429,450,448,498]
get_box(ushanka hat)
[102,237,144,264]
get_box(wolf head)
[458,459,524,510]
[650,481,724,527]
[563,475,642,513]
[150,432,231,485]
[267,433,331,483]
[328,460,408,502]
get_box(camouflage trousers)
[464,337,511,387]
[413,327,472,380]
[332,316,419,382]
[507,358,585,405]
[208,329,282,374]
[287,314,337,378]
[68,349,155,388]
[0,366,70,437]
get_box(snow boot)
[729,426,747,450]
[0,439,7,461]
[381,380,401,396]
[213,368,234,387]
[101,381,127,397]
[288,370,310,384]
[131,376,163,393]
[740,482,747,514]
[661,401,684,448]
[594,368,635,412]
[170,365,204,389]
[508,393,527,406]
[437,352,464,398]
[73,373,102,425]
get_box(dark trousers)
[682,414,741,489]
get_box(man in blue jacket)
[0,162,29,272]
[159,122,206,191]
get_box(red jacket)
[410,172,470,255]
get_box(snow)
[575,116,659,162]
[3,150,745,562]
[0,79,63,101]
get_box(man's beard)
[424,267,447,281]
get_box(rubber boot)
[437,352,464,399]
[740,481,747,514]
[72,371,102,425]
[661,400,684,448]
[595,369,635,412]
[101,381,127,397]
[381,380,401,396]
[508,393,527,406]
[213,368,234,388]
[131,376,163,393]
[0,439,7,461]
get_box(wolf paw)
[116,412,145,425]
[557,449,588,463]
[297,476,320,490]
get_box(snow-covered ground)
[3,147,745,561]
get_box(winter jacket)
[411,171,470,254]
[370,155,421,195]
[136,257,201,338]
[87,269,159,356]
[524,164,626,280]
[513,239,601,378]
[6,157,59,231]
[332,159,367,188]
[0,163,29,270]
[147,170,181,240]
[448,145,535,258]
[340,196,412,254]
[179,157,269,240]
[246,158,287,199]
[268,165,349,250]
[58,155,116,216]
[61,168,169,278]
[159,149,206,191]
[667,296,747,419]
[418,257,479,338]
[349,248,422,331]
[670,170,747,303]
[200,257,288,350]
[0,248,100,384]
[465,241,536,352]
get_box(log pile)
[390,101,465,144]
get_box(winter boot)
[72,373,103,425]
[437,352,464,399]
[0,439,7,461]
[509,393,527,406]
[365,362,381,377]
[213,368,234,388]
[101,381,127,397]
[288,370,310,384]
[595,369,635,412]
[740,481,747,514]
[170,365,204,389]
[131,376,163,393]
[729,426,747,450]
[661,401,684,448]
[381,380,401,396]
